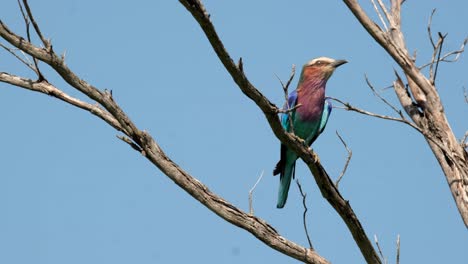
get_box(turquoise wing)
[307,97,332,145]
[318,97,332,134]
[281,90,298,132]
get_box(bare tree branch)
[0,72,122,131]
[330,97,422,133]
[0,42,37,74]
[461,131,468,149]
[365,75,404,119]
[332,92,457,175]
[427,9,437,49]
[16,0,45,81]
[296,179,313,250]
[249,170,264,215]
[335,131,352,188]
[275,64,297,134]
[342,0,468,227]
[374,235,388,264]
[429,32,446,85]
[0,7,331,264]
[392,71,423,123]
[20,0,50,50]
[117,135,143,153]
[419,37,468,70]
[396,235,401,264]
[178,1,382,263]
[370,0,388,31]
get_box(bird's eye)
[315,61,323,65]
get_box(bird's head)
[301,57,347,82]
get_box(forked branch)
[180,0,382,263]
[342,0,468,227]
[0,3,330,264]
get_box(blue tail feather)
[276,161,296,208]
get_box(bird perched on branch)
[273,57,347,208]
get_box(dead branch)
[461,131,468,149]
[17,0,45,81]
[396,235,401,264]
[20,0,50,50]
[0,6,330,264]
[0,72,122,131]
[330,97,422,133]
[0,42,37,74]
[429,32,446,85]
[335,131,352,188]
[427,9,437,49]
[296,179,313,250]
[342,0,468,227]
[179,0,382,263]
[248,170,264,215]
[278,103,302,114]
[374,235,388,264]
[275,64,297,134]
[117,135,143,153]
[370,0,388,31]
[365,75,404,119]
[419,37,468,70]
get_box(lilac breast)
[296,81,326,121]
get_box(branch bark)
[342,0,468,227]
[0,16,331,264]
[0,1,383,263]
[179,0,382,263]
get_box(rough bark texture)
[0,19,333,264]
[179,1,382,263]
[0,1,383,263]
[343,0,468,227]
[2,1,464,264]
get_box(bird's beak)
[331,59,348,68]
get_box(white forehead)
[306,57,335,66]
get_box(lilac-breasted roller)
[273,57,347,208]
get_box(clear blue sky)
[1,1,467,263]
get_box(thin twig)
[284,64,296,91]
[365,75,404,119]
[238,57,244,73]
[296,179,313,250]
[275,64,296,134]
[461,131,468,149]
[117,135,142,152]
[438,37,468,62]
[248,170,264,215]
[17,0,29,36]
[17,0,45,81]
[370,0,388,31]
[278,103,302,114]
[335,131,352,188]
[0,72,123,131]
[375,0,391,23]
[378,83,395,92]
[0,43,38,73]
[419,37,468,70]
[22,0,50,49]
[330,97,422,133]
[331,96,457,166]
[429,34,443,84]
[427,9,437,49]
[396,234,401,264]
[432,32,446,85]
[374,235,387,264]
